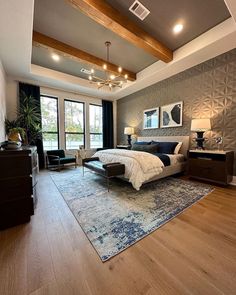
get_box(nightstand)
[116,145,131,150]
[188,150,234,185]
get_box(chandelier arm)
[92,75,106,82]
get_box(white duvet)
[93,149,164,190]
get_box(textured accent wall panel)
[117,49,236,174]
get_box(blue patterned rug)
[50,168,213,261]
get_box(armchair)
[46,149,77,171]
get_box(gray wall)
[117,49,236,175]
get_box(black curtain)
[19,82,45,169]
[102,100,114,148]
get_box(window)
[89,104,103,148]
[65,100,84,149]
[40,95,59,150]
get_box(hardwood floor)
[0,170,236,295]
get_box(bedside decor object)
[188,150,234,185]
[160,101,183,128]
[191,118,211,150]
[143,108,159,129]
[124,127,134,146]
[215,136,223,150]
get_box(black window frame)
[89,103,103,149]
[40,94,59,150]
[64,99,85,150]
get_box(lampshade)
[124,127,134,135]
[191,118,211,131]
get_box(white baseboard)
[230,176,236,186]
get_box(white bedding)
[93,149,183,190]
[167,154,185,165]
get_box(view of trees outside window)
[40,96,59,150]
[65,100,84,149]
[89,104,103,148]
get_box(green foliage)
[5,118,21,134]
[8,127,26,141]
[5,91,42,145]
[18,91,42,145]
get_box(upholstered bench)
[82,157,125,191]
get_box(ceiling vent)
[129,0,150,21]
[80,68,91,74]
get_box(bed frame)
[136,136,190,184]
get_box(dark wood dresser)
[0,146,38,230]
[188,150,234,185]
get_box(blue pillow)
[151,141,178,154]
[132,143,158,153]
[134,141,151,145]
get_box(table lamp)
[124,127,134,146]
[191,118,211,149]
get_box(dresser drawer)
[0,176,32,203]
[188,158,227,183]
[0,155,31,178]
[0,197,34,230]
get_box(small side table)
[77,149,87,166]
[188,149,234,185]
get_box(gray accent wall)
[117,49,236,175]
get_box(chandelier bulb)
[118,67,122,73]
[89,75,92,81]
[91,69,94,74]
[103,64,107,70]
[110,74,115,80]
[124,74,128,79]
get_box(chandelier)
[88,41,128,90]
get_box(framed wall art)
[160,101,183,128]
[143,108,159,129]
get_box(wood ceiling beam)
[66,0,173,62]
[32,31,136,81]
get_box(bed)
[93,136,189,190]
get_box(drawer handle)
[197,157,212,160]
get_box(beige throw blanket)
[93,149,164,190]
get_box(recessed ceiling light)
[51,53,60,61]
[173,23,183,34]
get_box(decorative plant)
[8,127,26,142]
[5,118,21,133]
[18,91,42,144]
[5,91,42,145]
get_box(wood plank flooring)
[0,170,236,295]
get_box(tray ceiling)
[106,0,231,50]
[33,0,157,74]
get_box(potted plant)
[8,127,25,142]
[5,91,42,146]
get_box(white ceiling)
[0,0,236,101]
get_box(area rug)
[50,168,213,261]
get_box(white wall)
[6,77,117,150]
[0,60,6,142]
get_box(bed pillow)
[134,141,151,145]
[151,141,178,154]
[174,142,182,154]
[132,143,158,153]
